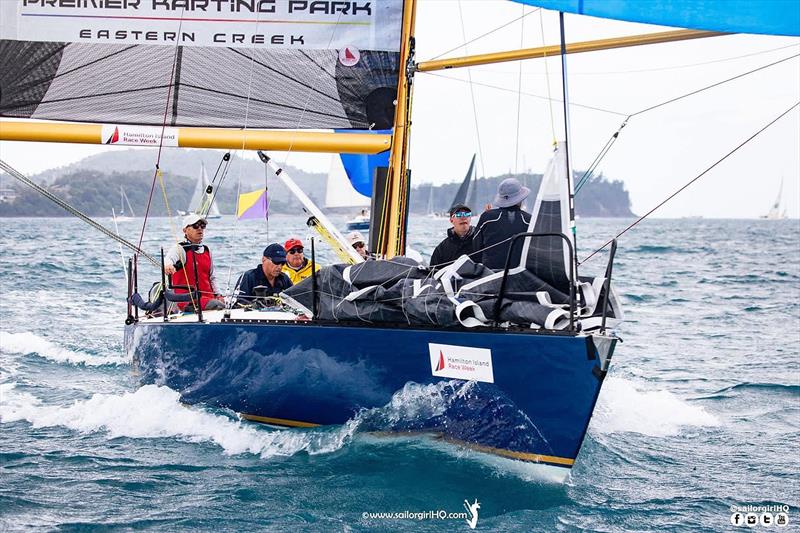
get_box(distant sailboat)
[424,183,446,219]
[115,186,135,221]
[325,154,371,231]
[427,154,477,219]
[325,154,371,211]
[450,153,478,212]
[179,163,221,219]
[761,178,788,220]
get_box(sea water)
[1,216,798,531]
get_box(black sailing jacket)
[472,206,532,270]
[430,226,477,267]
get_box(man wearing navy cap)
[235,243,293,306]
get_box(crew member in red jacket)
[164,213,225,311]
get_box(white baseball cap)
[182,213,206,228]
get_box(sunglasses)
[453,211,472,218]
[190,222,207,229]
[353,242,365,249]
[287,247,304,255]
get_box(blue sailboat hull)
[126,320,614,474]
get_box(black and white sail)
[0,0,403,130]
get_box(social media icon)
[731,513,744,526]
[746,513,758,527]
[761,513,773,526]
[775,512,789,527]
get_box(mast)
[374,0,418,258]
[558,12,578,286]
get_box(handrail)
[600,239,618,334]
[191,250,203,323]
[493,232,576,331]
[160,248,168,321]
[311,237,318,318]
[133,255,139,321]
[125,257,134,325]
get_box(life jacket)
[283,258,319,284]
[171,242,216,310]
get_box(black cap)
[449,203,472,216]
[263,243,287,264]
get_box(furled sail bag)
[0,0,403,130]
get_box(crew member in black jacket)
[473,178,532,270]
[430,204,476,267]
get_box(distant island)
[0,149,635,217]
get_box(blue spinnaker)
[335,129,392,197]
[512,0,800,37]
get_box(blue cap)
[263,243,287,264]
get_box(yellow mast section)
[417,29,723,72]
[374,0,417,258]
[0,122,391,155]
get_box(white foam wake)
[0,331,128,367]
[0,383,355,457]
[593,377,720,437]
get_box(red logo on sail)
[105,126,119,144]
[435,350,445,371]
[338,46,360,67]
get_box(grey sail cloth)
[280,256,622,330]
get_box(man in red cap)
[282,237,320,284]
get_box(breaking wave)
[0,383,357,458]
[593,377,720,437]
[0,331,128,367]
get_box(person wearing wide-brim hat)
[472,178,532,270]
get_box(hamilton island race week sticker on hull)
[429,343,494,383]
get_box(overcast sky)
[1,0,798,218]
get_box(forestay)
[0,0,404,129]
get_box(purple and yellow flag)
[237,189,268,220]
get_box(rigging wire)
[281,8,347,169]
[135,8,186,254]
[629,52,800,118]
[429,7,540,61]
[0,159,159,267]
[579,101,799,266]
[574,42,800,76]
[223,7,264,302]
[539,8,557,142]
[418,71,628,116]
[513,4,525,174]
[457,0,487,182]
[574,52,800,195]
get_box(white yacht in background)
[761,178,788,220]
[178,163,221,219]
